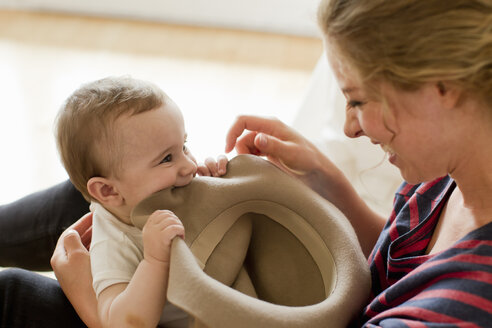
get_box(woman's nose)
[344,109,364,138]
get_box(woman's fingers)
[225,115,291,153]
[51,213,93,268]
[79,226,93,250]
[235,131,261,155]
[72,212,93,235]
[236,130,296,164]
[225,114,318,177]
[51,235,68,265]
[63,230,87,259]
[253,133,287,158]
[50,230,86,270]
[252,134,306,174]
[72,213,93,250]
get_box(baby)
[55,76,228,327]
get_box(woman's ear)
[87,177,124,207]
[436,81,462,109]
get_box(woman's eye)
[347,100,364,109]
[183,144,188,153]
[160,154,172,164]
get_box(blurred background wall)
[0,0,321,37]
[0,1,325,205]
[0,0,399,248]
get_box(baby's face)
[111,102,198,213]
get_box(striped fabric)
[360,176,492,327]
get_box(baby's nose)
[179,156,198,176]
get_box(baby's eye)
[183,143,188,153]
[160,154,172,164]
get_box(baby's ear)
[87,177,123,206]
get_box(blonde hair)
[55,76,165,201]
[318,0,492,108]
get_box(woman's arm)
[51,213,101,328]
[226,115,385,256]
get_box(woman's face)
[328,52,456,184]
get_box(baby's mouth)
[173,175,195,189]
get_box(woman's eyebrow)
[342,87,356,94]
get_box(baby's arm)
[96,210,184,328]
[197,154,229,177]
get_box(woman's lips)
[388,152,397,164]
[380,144,397,164]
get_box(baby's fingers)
[197,155,228,176]
[204,157,220,177]
[217,155,228,175]
[197,164,211,176]
[163,224,185,242]
[147,210,176,223]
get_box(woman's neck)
[448,106,492,221]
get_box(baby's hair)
[318,0,492,109]
[55,76,166,201]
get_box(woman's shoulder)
[364,221,492,327]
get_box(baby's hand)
[197,155,228,177]
[142,210,184,264]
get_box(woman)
[226,1,492,325]
[2,0,492,326]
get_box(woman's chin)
[399,169,438,185]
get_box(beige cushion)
[131,154,370,328]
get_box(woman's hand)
[50,213,101,328]
[225,115,327,183]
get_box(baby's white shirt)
[90,202,189,327]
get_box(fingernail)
[257,133,267,147]
[65,229,79,237]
